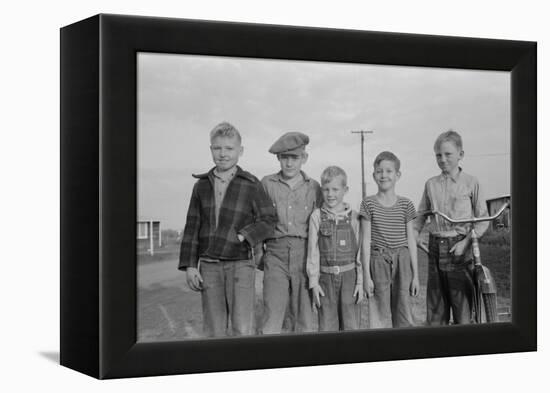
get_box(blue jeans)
[369,246,414,328]
[261,237,315,334]
[199,259,256,337]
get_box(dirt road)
[138,255,428,341]
[138,248,510,341]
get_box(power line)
[407,153,509,158]
[467,153,510,157]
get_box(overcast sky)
[137,53,510,230]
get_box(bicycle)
[417,201,510,323]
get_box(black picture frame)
[60,14,536,379]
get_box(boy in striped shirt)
[360,151,419,328]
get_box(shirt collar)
[272,170,311,183]
[213,165,237,181]
[193,166,255,182]
[321,203,352,217]
[439,167,463,183]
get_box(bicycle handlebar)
[415,201,509,254]
[417,201,509,225]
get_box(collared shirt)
[261,171,323,239]
[213,166,237,227]
[306,204,363,289]
[414,168,489,237]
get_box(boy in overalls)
[307,166,363,331]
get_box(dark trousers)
[426,235,474,325]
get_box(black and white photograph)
[4,0,545,390]
[137,53,511,341]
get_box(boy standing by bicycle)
[360,151,419,328]
[414,130,489,325]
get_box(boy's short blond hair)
[434,129,463,151]
[210,122,242,144]
[373,151,401,172]
[321,166,347,187]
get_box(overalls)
[317,210,360,331]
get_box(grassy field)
[138,234,510,342]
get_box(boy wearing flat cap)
[260,132,323,334]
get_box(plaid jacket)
[178,166,277,269]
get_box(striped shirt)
[359,195,416,249]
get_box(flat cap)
[269,132,310,155]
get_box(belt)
[371,245,407,253]
[429,234,465,249]
[429,233,464,242]
[428,234,471,271]
[320,263,356,275]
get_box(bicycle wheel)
[483,293,498,323]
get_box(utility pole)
[351,130,373,200]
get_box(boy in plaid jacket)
[178,122,277,337]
